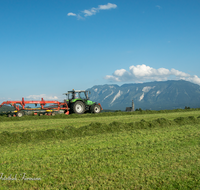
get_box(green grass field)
[0,110,200,189]
[1,110,200,133]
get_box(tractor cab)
[64,90,90,101]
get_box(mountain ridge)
[87,80,200,110]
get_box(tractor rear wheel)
[73,101,85,114]
[91,104,101,113]
[17,111,24,117]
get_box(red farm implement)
[0,97,69,117]
[0,89,103,117]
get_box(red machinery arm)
[0,97,69,111]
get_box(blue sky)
[0,0,200,101]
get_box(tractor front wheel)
[91,104,101,114]
[73,101,85,114]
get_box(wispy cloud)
[105,64,200,85]
[98,3,117,10]
[68,3,117,19]
[67,12,77,16]
[83,8,98,17]
[156,5,162,9]
[26,94,58,100]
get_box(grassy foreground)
[0,112,200,189]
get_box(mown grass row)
[1,115,200,146]
[2,110,200,134]
[1,107,200,122]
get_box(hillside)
[87,80,200,110]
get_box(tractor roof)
[63,90,89,95]
[68,90,87,93]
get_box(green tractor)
[64,90,103,114]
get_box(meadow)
[0,110,200,189]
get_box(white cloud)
[26,94,58,100]
[170,68,190,77]
[68,3,117,19]
[67,12,76,16]
[185,75,200,85]
[105,64,200,85]
[83,8,98,17]
[98,3,117,10]
[156,5,162,9]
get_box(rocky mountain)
[87,80,200,111]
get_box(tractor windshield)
[79,92,86,99]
